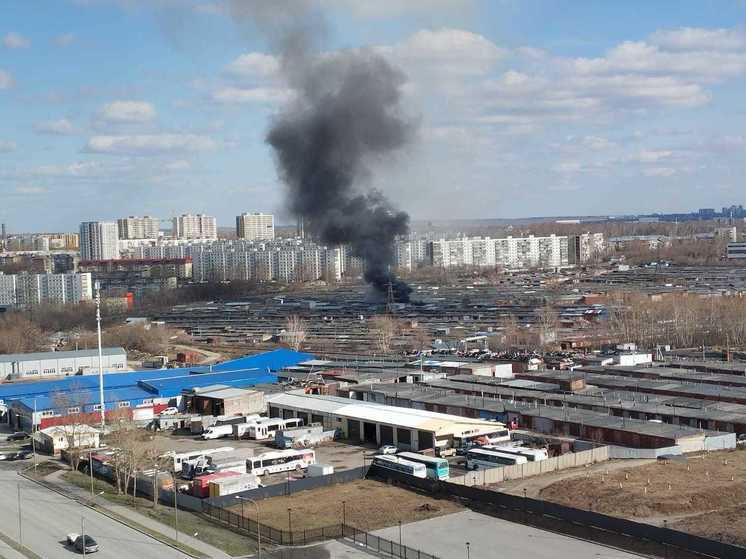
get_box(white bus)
[372,455,427,479]
[485,445,548,462]
[164,447,235,472]
[466,448,528,470]
[246,449,315,476]
[248,417,303,440]
[396,452,450,480]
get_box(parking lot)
[155,432,374,485]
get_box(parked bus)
[164,447,234,472]
[466,448,528,470]
[396,452,449,480]
[372,455,427,479]
[484,444,548,462]
[248,418,303,440]
[246,449,315,476]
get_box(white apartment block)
[117,216,160,240]
[172,214,217,240]
[0,272,92,308]
[79,221,119,261]
[397,233,605,271]
[236,213,275,241]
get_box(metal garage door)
[347,419,360,440]
[380,425,394,445]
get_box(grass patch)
[26,460,65,478]
[0,529,43,559]
[62,471,256,557]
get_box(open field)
[539,448,746,546]
[227,479,464,532]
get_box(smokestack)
[229,1,416,302]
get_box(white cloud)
[3,32,30,49]
[630,150,674,163]
[0,140,16,153]
[0,69,14,89]
[643,167,677,177]
[86,134,216,155]
[97,100,157,123]
[163,159,191,171]
[380,28,505,77]
[211,86,292,105]
[54,33,76,47]
[224,53,280,80]
[651,27,746,51]
[15,186,48,195]
[34,119,76,135]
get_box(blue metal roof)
[3,349,313,411]
[212,349,313,373]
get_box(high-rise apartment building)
[172,214,217,240]
[79,221,119,261]
[0,272,92,307]
[236,213,275,241]
[117,216,160,240]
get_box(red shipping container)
[190,471,240,498]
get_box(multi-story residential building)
[236,213,275,241]
[172,214,217,240]
[117,216,160,240]
[409,233,606,271]
[568,232,606,264]
[79,221,119,261]
[727,242,746,259]
[0,272,92,308]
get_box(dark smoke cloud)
[228,0,416,302]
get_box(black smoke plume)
[230,1,415,302]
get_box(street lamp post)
[466,542,470,559]
[89,450,95,497]
[288,508,292,545]
[236,496,261,559]
[17,484,22,547]
[342,500,346,526]
[172,474,179,557]
[398,520,402,551]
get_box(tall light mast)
[95,281,105,430]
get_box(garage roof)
[267,392,503,437]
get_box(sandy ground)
[539,449,746,546]
[227,479,464,532]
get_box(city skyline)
[3,1,746,231]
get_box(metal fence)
[374,466,746,559]
[201,502,437,558]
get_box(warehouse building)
[2,349,310,431]
[266,392,508,453]
[0,347,127,379]
[346,383,737,452]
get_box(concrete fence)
[452,446,609,486]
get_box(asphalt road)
[0,465,179,559]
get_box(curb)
[18,467,205,559]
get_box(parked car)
[14,449,33,460]
[377,445,398,455]
[159,407,179,416]
[66,533,99,554]
[6,432,29,442]
[0,453,11,461]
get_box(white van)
[201,424,234,440]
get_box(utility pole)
[95,281,105,430]
[81,516,86,558]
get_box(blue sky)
[2,0,746,232]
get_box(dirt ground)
[539,448,746,545]
[227,479,464,532]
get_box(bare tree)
[0,314,46,356]
[143,440,172,508]
[285,315,308,352]
[107,414,149,496]
[369,315,400,354]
